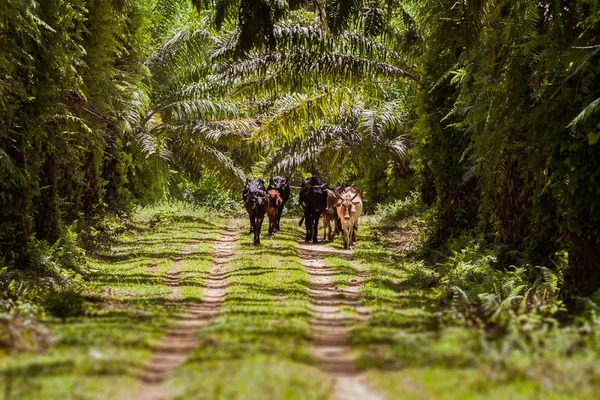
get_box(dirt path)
[297,242,384,400]
[137,224,240,400]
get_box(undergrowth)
[0,201,218,354]
[363,196,600,398]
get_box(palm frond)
[568,97,600,129]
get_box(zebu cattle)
[266,189,283,235]
[267,176,290,233]
[335,187,363,249]
[323,189,339,242]
[298,176,327,243]
[243,178,267,245]
[332,184,350,236]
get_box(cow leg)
[304,214,311,242]
[348,225,354,250]
[269,213,276,236]
[249,214,255,234]
[272,213,278,235]
[254,216,262,245]
[312,213,319,243]
[323,217,327,241]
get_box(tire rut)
[137,223,240,400]
[297,242,384,400]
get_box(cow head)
[336,189,361,219]
[247,189,267,209]
[325,189,337,214]
[269,176,288,189]
[246,178,266,192]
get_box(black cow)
[243,178,267,245]
[298,176,327,243]
[267,176,290,233]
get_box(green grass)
[2,207,599,399]
[167,220,332,399]
[0,205,222,399]
[366,368,597,400]
[345,223,600,399]
[323,256,359,288]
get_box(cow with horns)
[243,178,267,245]
[298,176,327,243]
[266,176,290,233]
[335,186,363,249]
[323,184,348,242]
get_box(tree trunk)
[564,220,600,297]
[497,156,532,267]
[33,154,61,242]
[420,166,436,206]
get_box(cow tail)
[298,216,305,226]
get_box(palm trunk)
[33,153,61,242]
[497,156,532,267]
[564,215,600,297]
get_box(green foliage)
[439,240,564,333]
[176,172,245,216]
[0,299,53,351]
[374,192,426,226]
[352,220,600,398]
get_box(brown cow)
[323,189,338,241]
[267,189,283,235]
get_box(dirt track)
[297,242,384,400]
[137,224,240,400]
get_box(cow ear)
[352,200,361,205]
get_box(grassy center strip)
[167,219,333,400]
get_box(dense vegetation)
[1,0,600,396]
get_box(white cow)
[335,187,362,249]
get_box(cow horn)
[351,190,360,200]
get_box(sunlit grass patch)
[366,367,597,400]
[323,256,359,288]
[169,355,331,400]
[1,373,141,400]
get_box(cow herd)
[242,176,363,249]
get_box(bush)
[374,192,427,226]
[1,230,91,321]
[439,239,564,331]
[42,286,87,319]
[176,172,245,216]
[0,299,53,351]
